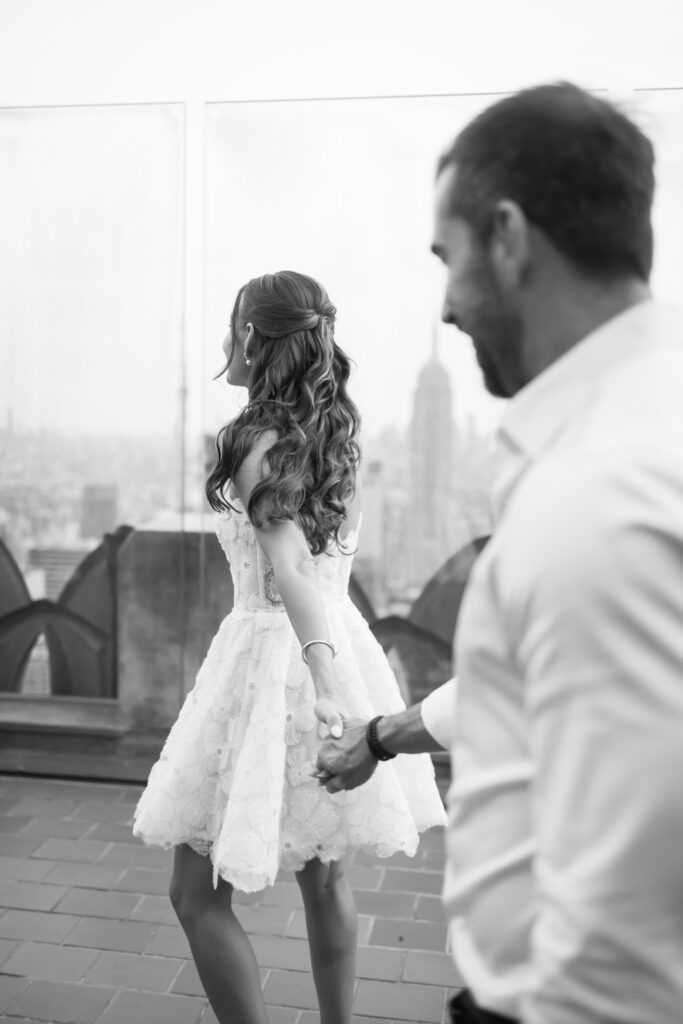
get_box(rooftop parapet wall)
[116,529,234,731]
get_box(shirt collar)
[497,298,662,461]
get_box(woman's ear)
[244,321,255,363]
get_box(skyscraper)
[80,484,118,540]
[407,329,455,589]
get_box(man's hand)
[314,699,445,793]
[315,718,376,792]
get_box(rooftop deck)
[0,774,462,1024]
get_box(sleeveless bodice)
[214,505,358,613]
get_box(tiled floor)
[0,775,463,1023]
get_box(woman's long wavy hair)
[206,271,361,555]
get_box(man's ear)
[488,200,530,289]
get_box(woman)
[133,270,446,1024]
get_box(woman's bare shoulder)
[232,429,280,502]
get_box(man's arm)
[315,678,456,792]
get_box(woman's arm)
[233,431,345,737]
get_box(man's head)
[432,82,656,397]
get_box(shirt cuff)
[420,677,457,750]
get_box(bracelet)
[301,639,338,665]
[366,715,397,761]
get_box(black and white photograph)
[1,2,682,1022]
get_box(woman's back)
[215,496,362,613]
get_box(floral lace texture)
[133,504,447,892]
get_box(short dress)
[133,500,446,891]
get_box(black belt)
[450,989,519,1024]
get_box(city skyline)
[1,327,497,697]
[0,363,495,578]
[1,302,505,449]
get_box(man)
[317,82,683,1023]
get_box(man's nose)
[441,299,454,326]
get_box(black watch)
[366,715,397,761]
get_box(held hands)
[313,697,345,740]
[314,717,378,793]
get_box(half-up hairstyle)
[206,271,361,555]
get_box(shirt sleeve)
[420,677,457,750]
[504,455,683,1024]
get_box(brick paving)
[0,774,464,1023]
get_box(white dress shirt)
[443,300,683,1023]
[421,677,457,750]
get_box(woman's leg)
[295,858,358,1024]
[169,844,268,1024]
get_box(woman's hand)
[313,697,345,739]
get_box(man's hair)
[437,82,655,282]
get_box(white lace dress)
[133,502,447,891]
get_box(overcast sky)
[1,88,682,443]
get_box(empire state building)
[407,330,455,589]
